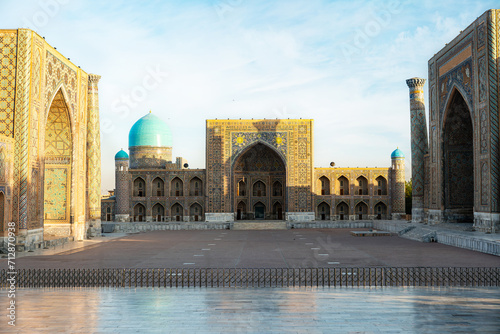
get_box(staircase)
[232,221,287,230]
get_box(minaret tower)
[390,148,406,219]
[406,78,428,223]
[115,149,130,222]
[86,74,102,237]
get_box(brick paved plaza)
[5,229,499,269]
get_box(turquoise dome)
[115,149,129,160]
[391,148,404,158]
[128,112,172,148]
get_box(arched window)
[238,180,246,196]
[356,176,368,195]
[272,181,282,197]
[152,177,164,196]
[133,203,145,222]
[375,176,387,196]
[355,202,368,220]
[319,176,330,195]
[336,201,349,220]
[317,202,330,220]
[190,177,202,196]
[253,181,266,197]
[171,203,183,221]
[190,203,203,221]
[337,176,349,195]
[133,178,146,197]
[152,203,165,222]
[171,177,184,196]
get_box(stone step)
[232,222,287,230]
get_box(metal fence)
[1,267,499,288]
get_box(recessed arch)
[189,202,203,221]
[152,203,165,222]
[354,201,368,220]
[375,176,387,195]
[442,89,474,222]
[133,177,146,197]
[254,201,266,220]
[252,180,267,197]
[337,175,349,195]
[374,201,387,219]
[317,201,330,220]
[336,201,349,220]
[171,177,184,196]
[189,177,202,196]
[237,200,247,220]
[133,203,145,222]
[356,176,368,195]
[152,177,165,197]
[319,176,330,195]
[43,88,73,226]
[171,203,184,221]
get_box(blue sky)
[1,0,497,193]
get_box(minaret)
[86,74,102,238]
[406,78,428,223]
[391,148,406,219]
[115,149,130,222]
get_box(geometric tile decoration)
[0,31,17,138]
[43,167,68,220]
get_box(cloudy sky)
[1,0,497,193]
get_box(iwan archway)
[442,90,474,223]
[43,89,73,236]
[232,142,286,220]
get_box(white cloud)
[1,0,497,192]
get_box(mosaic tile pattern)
[0,31,17,138]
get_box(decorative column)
[406,78,428,223]
[86,74,102,237]
[12,29,32,248]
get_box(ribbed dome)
[391,148,404,158]
[115,149,129,160]
[128,112,172,148]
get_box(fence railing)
[1,267,499,288]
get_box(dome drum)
[129,146,173,169]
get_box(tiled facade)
[103,118,405,223]
[411,10,500,232]
[0,29,101,250]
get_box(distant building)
[102,114,405,223]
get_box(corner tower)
[390,148,406,219]
[114,149,130,222]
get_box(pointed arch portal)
[443,90,474,222]
[233,142,286,220]
[43,89,73,225]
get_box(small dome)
[115,149,129,160]
[391,148,404,158]
[129,112,173,148]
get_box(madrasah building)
[101,113,406,223]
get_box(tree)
[405,179,412,214]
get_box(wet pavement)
[1,286,499,333]
[3,229,499,269]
